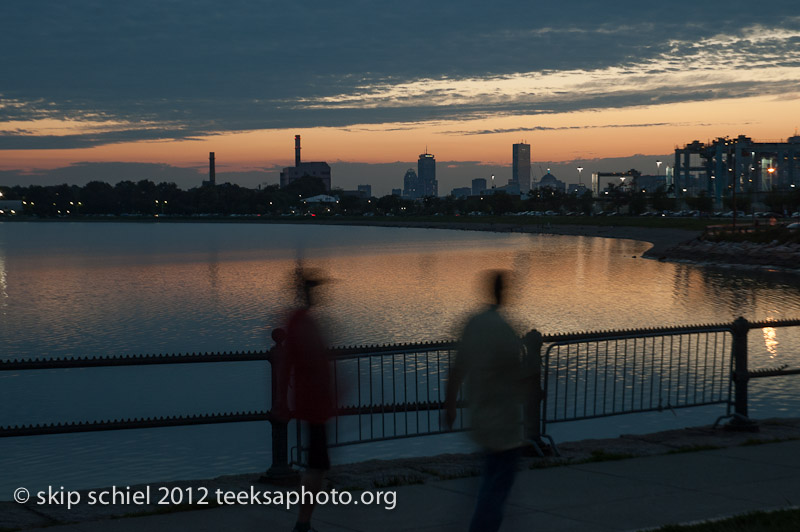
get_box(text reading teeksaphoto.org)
[13,485,397,510]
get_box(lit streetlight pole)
[656,160,662,176]
[577,166,583,185]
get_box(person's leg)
[469,448,519,532]
[294,424,330,531]
[295,469,324,529]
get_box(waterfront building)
[485,182,520,196]
[403,168,420,199]
[674,134,800,202]
[279,135,332,192]
[665,166,674,192]
[591,170,640,197]
[418,151,438,197]
[567,183,589,195]
[303,194,338,204]
[512,143,531,194]
[535,171,566,194]
[472,178,487,196]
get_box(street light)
[656,160,662,176]
[577,166,583,185]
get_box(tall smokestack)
[209,152,216,186]
[295,135,301,167]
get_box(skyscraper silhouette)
[403,168,420,199]
[418,150,438,197]
[512,143,531,194]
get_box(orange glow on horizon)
[2,94,799,175]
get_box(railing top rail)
[324,321,747,359]
[540,322,734,344]
[0,410,273,438]
[328,340,457,359]
[0,350,272,371]
[747,318,800,329]
[5,317,798,371]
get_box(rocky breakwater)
[665,237,800,271]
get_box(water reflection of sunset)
[3,224,800,368]
[763,327,779,359]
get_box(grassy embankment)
[649,508,800,532]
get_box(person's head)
[295,266,326,308]
[482,269,510,307]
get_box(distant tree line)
[1,178,596,217]
[2,176,798,218]
[1,178,326,217]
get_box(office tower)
[418,151,438,197]
[472,178,487,196]
[403,169,419,198]
[513,143,531,193]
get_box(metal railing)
[0,350,274,437]
[328,341,462,444]
[2,317,799,477]
[287,341,464,468]
[541,326,733,423]
[539,325,733,451]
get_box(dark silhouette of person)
[445,270,532,532]
[281,267,334,532]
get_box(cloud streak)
[1,2,799,149]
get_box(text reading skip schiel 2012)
[25,485,398,511]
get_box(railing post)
[261,328,298,482]
[727,317,759,432]
[523,329,545,454]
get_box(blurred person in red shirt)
[281,266,334,532]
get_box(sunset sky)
[2,1,799,195]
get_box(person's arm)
[444,364,465,430]
[272,327,293,421]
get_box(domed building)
[535,170,566,194]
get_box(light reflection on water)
[0,246,7,312]
[1,221,800,497]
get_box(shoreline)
[300,219,701,258]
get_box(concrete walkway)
[11,438,800,532]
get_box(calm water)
[1,221,799,497]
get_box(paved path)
[13,439,800,532]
